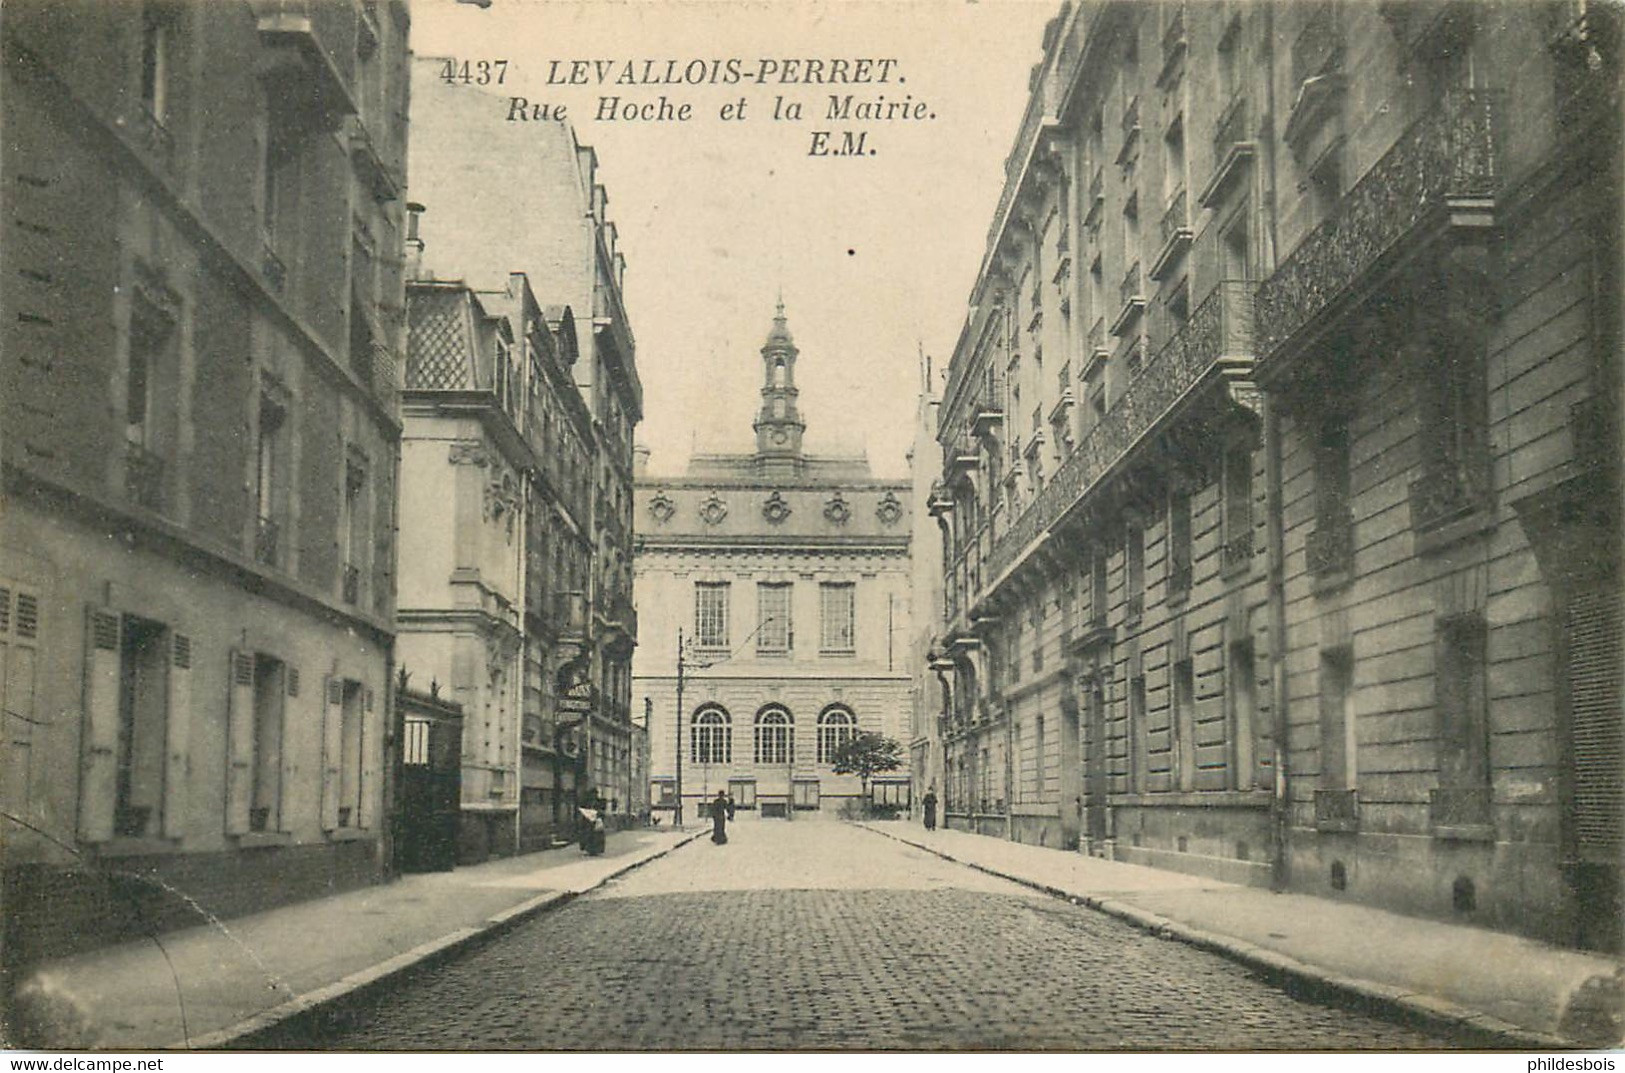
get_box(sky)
[412,0,1056,477]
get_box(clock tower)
[753,299,806,473]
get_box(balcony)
[1151,188,1193,280]
[552,590,588,644]
[1410,458,1490,533]
[1158,7,1187,87]
[1086,318,1110,373]
[1221,530,1254,574]
[256,515,280,567]
[1304,510,1353,579]
[1200,95,1255,207]
[927,480,955,518]
[1291,8,1344,89]
[345,113,402,202]
[1314,788,1359,832]
[1085,167,1105,226]
[1430,785,1494,840]
[250,0,358,127]
[1117,96,1141,165]
[596,592,638,639]
[945,432,979,478]
[125,443,165,512]
[1112,262,1145,336]
[1257,90,1500,364]
[1167,558,1193,603]
[985,283,1256,583]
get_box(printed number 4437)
[441,59,507,85]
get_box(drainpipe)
[1259,2,1291,893]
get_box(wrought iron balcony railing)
[1430,785,1493,832]
[985,283,1256,583]
[1304,510,1354,578]
[1256,90,1500,362]
[125,443,166,512]
[1201,95,1255,207]
[1314,788,1359,831]
[1152,188,1193,280]
[1113,261,1145,335]
[1410,458,1490,532]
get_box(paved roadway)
[313,820,1471,1050]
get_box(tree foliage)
[830,731,904,789]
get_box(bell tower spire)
[753,298,805,472]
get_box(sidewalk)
[9,826,701,1051]
[860,822,1624,1049]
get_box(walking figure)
[711,790,729,844]
[726,793,737,821]
[922,786,938,832]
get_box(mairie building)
[632,305,915,818]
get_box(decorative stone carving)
[823,493,851,526]
[875,491,903,526]
[762,491,792,524]
[484,471,519,540]
[698,493,728,526]
[449,440,489,466]
[648,492,676,523]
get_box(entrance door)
[1083,672,1109,852]
[398,711,463,872]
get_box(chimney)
[405,202,427,280]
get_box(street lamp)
[672,616,781,829]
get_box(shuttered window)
[1569,590,1622,858]
[1,583,41,823]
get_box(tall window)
[1128,674,1148,793]
[754,707,792,765]
[341,460,367,604]
[139,2,172,123]
[820,582,856,653]
[339,680,364,826]
[692,706,731,764]
[251,653,285,832]
[1221,208,1252,281]
[756,582,791,654]
[1319,647,1355,791]
[255,392,287,567]
[1168,488,1193,599]
[1416,321,1489,516]
[1230,639,1260,789]
[1435,614,1489,790]
[1091,549,1109,626]
[694,582,729,649]
[818,706,856,763]
[1223,443,1254,566]
[115,615,168,838]
[1172,658,1195,791]
[125,295,177,511]
[1126,522,1146,620]
[261,97,298,241]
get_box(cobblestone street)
[302,822,1474,1050]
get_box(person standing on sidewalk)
[711,790,730,844]
[922,786,938,831]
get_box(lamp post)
[672,616,781,829]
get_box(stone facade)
[406,62,644,845]
[929,0,1621,949]
[633,308,915,819]
[1,0,410,962]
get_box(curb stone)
[172,830,704,1050]
[859,823,1579,1050]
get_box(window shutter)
[163,632,193,838]
[320,676,342,831]
[225,649,255,835]
[1569,590,1623,855]
[79,607,121,843]
[1,585,41,821]
[358,686,377,829]
[279,663,298,832]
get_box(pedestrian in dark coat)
[726,793,737,821]
[922,787,938,831]
[711,790,729,844]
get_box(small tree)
[830,731,904,814]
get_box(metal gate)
[396,689,463,873]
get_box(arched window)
[818,706,857,764]
[754,706,793,765]
[692,706,731,764]
[773,358,786,387]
